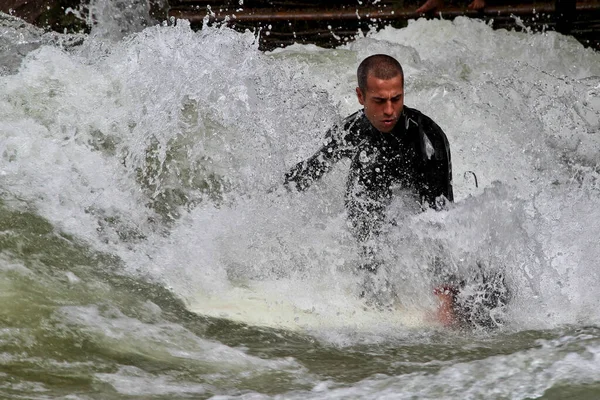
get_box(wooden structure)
[168,0,600,50]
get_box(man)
[284,54,509,329]
[284,54,453,248]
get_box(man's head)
[356,54,404,133]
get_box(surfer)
[284,54,452,262]
[283,54,508,329]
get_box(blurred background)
[2,0,599,50]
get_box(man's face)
[356,74,404,133]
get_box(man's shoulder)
[326,110,369,142]
[341,110,368,130]
[404,106,447,139]
[404,106,431,126]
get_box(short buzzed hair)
[357,54,404,92]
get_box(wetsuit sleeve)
[284,125,354,191]
[419,116,454,207]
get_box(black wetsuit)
[284,106,453,242]
[285,109,511,328]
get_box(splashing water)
[1,4,600,398]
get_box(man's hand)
[433,285,460,328]
[468,0,486,10]
[416,0,444,14]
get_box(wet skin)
[356,74,404,133]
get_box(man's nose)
[383,101,393,115]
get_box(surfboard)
[187,282,439,332]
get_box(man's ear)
[356,87,365,105]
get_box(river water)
[1,5,600,399]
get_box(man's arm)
[417,114,453,207]
[284,115,360,191]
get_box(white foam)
[1,15,600,337]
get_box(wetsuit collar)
[390,110,408,138]
[359,109,407,137]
